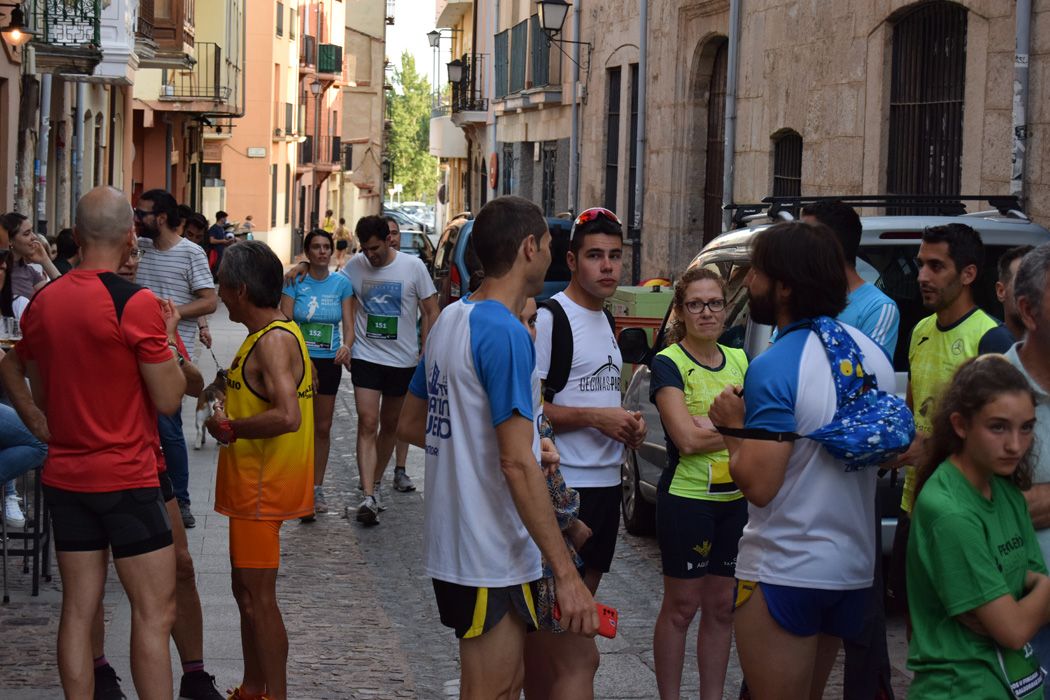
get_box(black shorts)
[576,485,622,574]
[656,491,746,578]
[432,579,538,639]
[312,356,344,396]
[350,358,416,397]
[336,240,349,251]
[44,485,173,559]
[159,470,175,503]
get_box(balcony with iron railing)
[26,0,103,74]
[160,42,241,113]
[300,34,316,74]
[297,134,341,171]
[450,53,488,125]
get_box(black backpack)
[540,298,617,403]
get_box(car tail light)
[450,265,461,302]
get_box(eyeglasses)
[573,207,621,228]
[684,299,726,314]
[133,208,154,220]
[128,248,144,261]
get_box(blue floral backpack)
[721,316,915,471]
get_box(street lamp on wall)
[0,3,33,48]
[537,0,571,37]
[427,30,441,48]
[308,81,322,96]
[446,59,464,85]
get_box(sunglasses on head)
[573,207,621,228]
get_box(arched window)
[772,130,803,198]
[702,41,728,243]
[886,2,967,210]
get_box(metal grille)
[886,1,967,214]
[530,15,549,88]
[165,42,231,101]
[28,0,101,46]
[703,41,728,243]
[451,54,488,113]
[772,131,803,197]
[604,67,621,212]
[494,31,509,98]
[509,20,528,94]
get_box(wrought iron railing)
[451,54,488,113]
[28,0,102,47]
[298,135,341,165]
[137,0,154,40]
[299,135,314,165]
[165,42,234,102]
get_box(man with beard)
[887,223,999,614]
[134,189,217,528]
[708,221,896,700]
[978,244,1034,354]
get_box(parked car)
[383,207,430,236]
[397,229,436,272]
[432,215,574,307]
[617,196,1050,550]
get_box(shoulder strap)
[539,298,573,403]
[715,426,800,442]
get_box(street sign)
[247,147,266,158]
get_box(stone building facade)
[438,0,1050,280]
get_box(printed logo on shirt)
[362,280,403,340]
[578,355,621,393]
[425,363,451,446]
[951,339,963,355]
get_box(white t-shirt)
[343,251,436,368]
[735,320,896,590]
[135,237,214,356]
[534,291,624,487]
[408,297,542,587]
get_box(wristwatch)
[168,343,185,366]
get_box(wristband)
[168,343,185,366]
[215,418,237,444]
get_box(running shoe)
[374,482,388,512]
[355,495,379,525]
[393,468,416,493]
[93,664,126,700]
[225,687,266,700]
[178,670,224,700]
[314,485,328,513]
[179,500,196,529]
[3,494,25,529]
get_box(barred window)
[772,130,803,198]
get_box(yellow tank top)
[901,308,998,511]
[214,319,315,520]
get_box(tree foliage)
[386,52,438,201]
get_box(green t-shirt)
[649,343,748,501]
[902,308,999,511]
[907,461,1047,699]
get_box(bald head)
[75,187,134,246]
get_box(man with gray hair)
[1005,242,1050,672]
[0,186,187,699]
[206,241,315,700]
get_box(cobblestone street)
[0,303,914,698]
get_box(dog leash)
[206,345,224,371]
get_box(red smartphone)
[552,601,619,639]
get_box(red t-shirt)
[17,269,174,492]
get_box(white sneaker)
[374,482,388,512]
[4,494,25,529]
[355,495,379,525]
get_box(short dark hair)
[215,210,228,221]
[751,221,848,320]
[187,213,208,231]
[140,189,182,229]
[998,244,1034,285]
[800,200,862,266]
[338,217,345,225]
[356,215,390,244]
[325,209,333,217]
[383,215,400,231]
[217,240,283,308]
[921,223,984,277]
[570,209,623,255]
[56,228,78,258]
[472,196,547,278]
[304,228,333,249]
[176,204,194,224]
